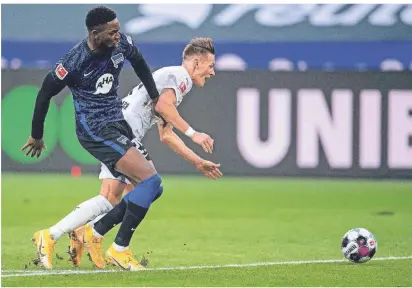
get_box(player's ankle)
[112,242,128,252]
[92,226,104,238]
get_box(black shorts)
[78,120,135,178]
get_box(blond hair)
[183,37,215,60]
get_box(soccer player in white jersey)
[34,37,222,270]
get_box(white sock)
[113,243,129,252]
[49,195,113,241]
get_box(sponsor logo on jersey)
[55,63,68,80]
[111,53,124,68]
[94,73,114,95]
[179,81,187,94]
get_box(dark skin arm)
[21,72,67,158]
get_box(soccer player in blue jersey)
[21,6,213,270]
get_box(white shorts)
[98,138,151,184]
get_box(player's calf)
[93,185,163,237]
[99,179,127,206]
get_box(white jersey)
[121,66,193,141]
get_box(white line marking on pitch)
[2,255,411,278]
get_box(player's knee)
[152,173,162,186]
[148,173,162,199]
[152,185,164,203]
[100,180,125,206]
[140,165,157,181]
[100,190,122,206]
[107,192,123,206]
[127,173,162,207]
[157,185,164,198]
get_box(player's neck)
[87,37,107,54]
[87,37,98,52]
[181,62,194,79]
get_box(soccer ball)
[341,228,377,263]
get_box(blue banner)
[2,40,412,71]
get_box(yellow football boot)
[32,229,56,269]
[81,224,105,269]
[104,245,147,271]
[67,226,85,267]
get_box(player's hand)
[192,132,214,153]
[21,136,46,158]
[195,159,222,180]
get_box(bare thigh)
[115,147,157,183]
[122,160,156,196]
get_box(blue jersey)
[51,33,136,137]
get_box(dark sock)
[94,185,163,237]
[114,201,148,247]
[112,174,161,246]
[94,198,127,236]
[127,174,161,208]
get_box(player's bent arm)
[154,88,191,135]
[157,121,202,166]
[128,46,159,100]
[31,72,67,139]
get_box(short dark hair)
[85,6,117,30]
[183,38,215,59]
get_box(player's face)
[192,53,215,88]
[95,18,121,50]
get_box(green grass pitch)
[2,174,412,286]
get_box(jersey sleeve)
[121,33,137,60]
[121,33,159,100]
[31,71,67,139]
[50,54,75,86]
[163,72,188,106]
[31,51,77,139]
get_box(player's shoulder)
[117,33,135,49]
[119,32,134,44]
[156,66,190,80]
[59,39,89,72]
[157,66,192,97]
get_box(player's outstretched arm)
[155,88,215,153]
[157,121,222,180]
[21,72,67,158]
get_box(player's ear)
[91,29,100,40]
